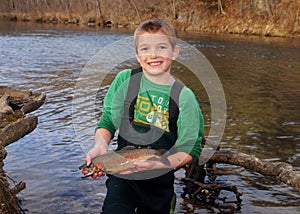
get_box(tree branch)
[203,150,300,191]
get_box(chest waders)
[117,67,184,151]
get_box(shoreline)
[1,15,298,39]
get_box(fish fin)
[157,149,168,155]
[160,156,171,166]
[146,155,171,166]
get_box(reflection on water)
[184,34,300,158]
[0,21,299,213]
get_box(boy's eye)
[159,45,167,49]
[140,47,148,52]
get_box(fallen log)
[0,86,46,114]
[0,115,38,147]
[0,86,45,214]
[182,157,242,213]
[0,86,46,147]
[182,150,300,212]
[0,94,13,115]
[0,172,22,214]
[207,150,300,192]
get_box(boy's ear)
[172,45,180,60]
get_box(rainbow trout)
[79,147,169,178]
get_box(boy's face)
[135,30,179,76]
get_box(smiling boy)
[82,18,204,214]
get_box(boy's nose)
[149,48,158,57]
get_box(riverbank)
[0,0,299,38]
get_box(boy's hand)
[81,146,107,179]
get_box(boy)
[82,18,204,214]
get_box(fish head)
[79,162,105,178]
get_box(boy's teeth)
[149,62,161,66]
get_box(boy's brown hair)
[134,19,177,52]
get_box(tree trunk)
[218,0,226,14]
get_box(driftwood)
[182,158,243,213]
[182,149,300,213]
[0,86,46,114]
[0,86,45,214]
[0,94,13,115]
[208,150,300,192]
[0,86,46,147]
[0,115,38,148]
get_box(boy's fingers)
[85,155,91,166]
[91,172,104,179]
[81,170,88,174]
[92,173,98,179]
[98,172,104,177]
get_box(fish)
[79,147,169,178]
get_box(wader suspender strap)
[169,80,184,133]
[127,67,143,122]
[125,67,184,133]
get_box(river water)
[0,21,299,213]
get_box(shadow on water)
[0,21,299,213]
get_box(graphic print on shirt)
[134,91,170,131]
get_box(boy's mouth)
[148,61,163,66]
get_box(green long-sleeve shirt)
[97,69,204,158]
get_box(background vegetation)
[0,0,299,37]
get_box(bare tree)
[171,0,177,20]
[129,0,141,22]
[295,0,299,32]
[119,0,129,21]
[265,0,273,17]
[218,0,225,14]
[96,0,103,20]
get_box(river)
[0,21,299,213]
